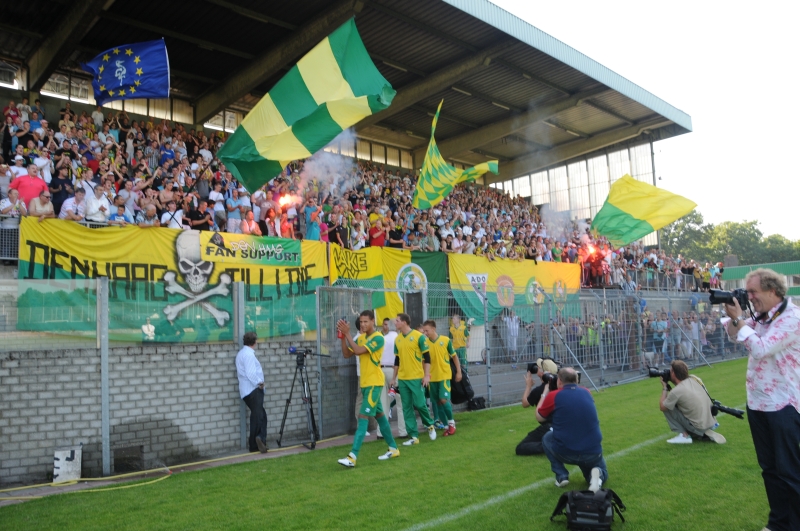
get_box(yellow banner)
[329,244,383,285]
[19,218,327,285]
[448,254,580,323]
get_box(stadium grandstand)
[0,0,694,288]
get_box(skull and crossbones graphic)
[163,232,230,326]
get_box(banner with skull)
[16,218,328,343]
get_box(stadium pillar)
[193,0,359,125]
[27,0,108,92]
[355,40,518,131]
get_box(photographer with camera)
[537,367,607,493]
[516,358,558,455]
[657,360,726,444]
[722,268,800,531]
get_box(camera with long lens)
[527,362,558,391]
[648,366,671,383]
[711,400,745,419]
[709,288,749,309]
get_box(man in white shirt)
[91,106,105,130]
[725,269,800,531]
[209,182,226,229]
[160,201,184,229]
[378,317,405,436]
[10,155,27,178]
[85,186,111,223]
[141,318,155,341]
[235,331,268,453]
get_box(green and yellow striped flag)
[217,18,395,192]
[412,100,498,209]
[591,174,697,246]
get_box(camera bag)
[550,489,626,531]
[450,364,475,404]
[466,396,485,411]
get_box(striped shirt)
[235,345,264,399]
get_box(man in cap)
[516,358,558,455]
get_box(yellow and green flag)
[591,174,697,246]
[217,18,395,192]
[412,100,498,209]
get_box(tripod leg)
[277,366,299,448]
[299,365,319,448]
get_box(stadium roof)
[0,0,691,181]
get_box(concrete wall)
[0,339,323,485]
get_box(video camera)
[709,288,750,312]
[288,346,314,367]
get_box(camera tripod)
[276,349,320,450]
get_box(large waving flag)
[82,40,170,106]
[217,18,395,192]
[412,101,498,210]
[591,174,697,246]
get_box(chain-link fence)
[317,281,748,413]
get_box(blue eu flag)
[82,39,170,105]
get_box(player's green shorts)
[359,386,384,417]
[429,380,451,403]
[456,347,468,371]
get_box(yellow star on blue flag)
[82,39,170,105]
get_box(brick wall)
[0,339,326,485]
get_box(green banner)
[200,232,301,266]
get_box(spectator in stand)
[85,185,111,223]
[136,204,161,227]
[160,200,184,229]
[108,205,133,226]
[28,190,55,222]
[9,163,48,207]
[241,210,261,235]
[369,219,386,247]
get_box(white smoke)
[296,129,359,199]
[538,204,572,240]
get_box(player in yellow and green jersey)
[422,320,462,436]
[391,313,437,446]
[449,314,470,374]
[336,310,399,468]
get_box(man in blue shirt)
[537,368,607,493]
[159,141,176,167]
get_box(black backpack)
[551,489,626,530]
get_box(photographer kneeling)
[516,358,558,455]
[659,360,726,444]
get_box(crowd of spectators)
[1,96,722,291]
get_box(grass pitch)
[1,358,767,530]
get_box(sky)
[490,0,800,240]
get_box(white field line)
[404,403,747,531]
[402,433,667,531]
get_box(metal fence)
[0,216,128,262]
[315,281,747,425]
[0,276,747,443]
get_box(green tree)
[761,234,800,263]
[707,220,763,265]
[659,210,713,261]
